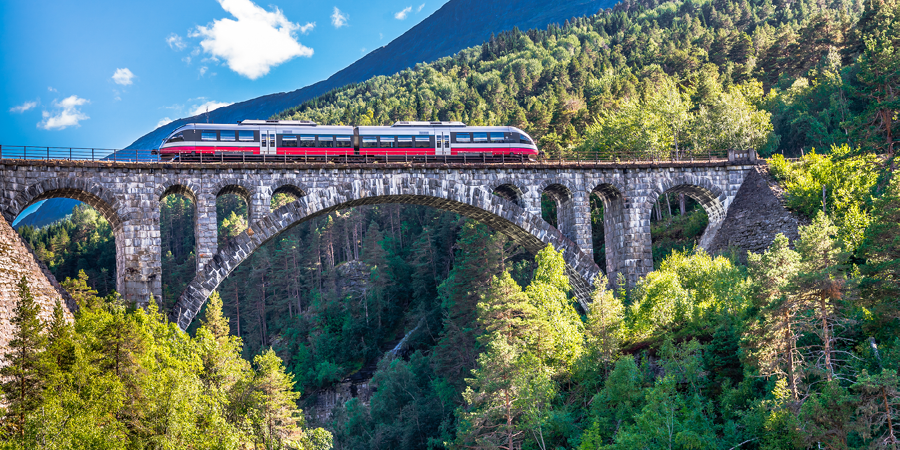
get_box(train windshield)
[165,132,184,143]
[518,133,534,145]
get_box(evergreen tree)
[0,277,48,437]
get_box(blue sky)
[1,0,447,150]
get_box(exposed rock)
[0,214,74,359]
[706,166,802,261]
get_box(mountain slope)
[124,0,613,151]
[13,198,81,230]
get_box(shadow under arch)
[645,175,728,250]
[171,178,601,330]
[489,180,526,208]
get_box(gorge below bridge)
[0,151,759,330]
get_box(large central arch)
[172,177,600,329]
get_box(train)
[156,120,539,161]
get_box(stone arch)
[268,179,309,211]
[211,179,255,226]
[538,180,576,239]
[5,178,125,231]
[590,182,627,281]
[172,178,601,330]
[156,180,200,203]
[489,179,526,207]
[645,175,728,249]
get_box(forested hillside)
[277,0,897,161]
[5,0,899,447]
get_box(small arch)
[645,175,726,267]
[646,176,726,223]
[540,182,574,232]
[269,180,308,211]
[157,181,199,203]
[158,182,200,309]
[491,182,525,207]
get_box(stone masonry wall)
[0,214,73,358]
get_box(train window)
[238,131,255,141]
[282,135,298,148]
[414,136,431,148]
[166,133,184,143]
[300,135,316,147]
[489,133,505,143]
[318,136,334,148]
[201,131,218,141]
[335,135,352,147]
[379,136,395,148]
[397,136,413,148]
[455,133,470,143]
[361,136,378,148]
[220,131,236,142]
[473,132,488,143]
[518,133,533,144]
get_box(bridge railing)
[0,146,159,162]
[0,145,753,165]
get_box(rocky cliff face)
[0,215,74,358]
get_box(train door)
[436,132,451,156]
[260,129,277,155]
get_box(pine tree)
[794,212,853,381]
[746,234,805,401]
[246,348,307,449]
[585,274,624,377]
[853,369,900,448]
[0,276,48,436]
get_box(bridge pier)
[118,214,163,306]
[195,192,218,272]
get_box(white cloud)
[299,21,315,34]
[417,3,425,12]
[166,33,187,50]
[379,32,383,39]
[112,68,135,86]
[38,95,89,130]
[10,101,37,113]
[47,86,57,92]
[156,117,173,128]
[331,7,348,28]
[189,100,232,117]
[192,0,314,80]
[360,47,367,53]
[182,56,192,64]
[199,66,208,76]
[394,6,412,19]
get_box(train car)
[157,120,538,161]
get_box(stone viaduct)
[0,152,758,330]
